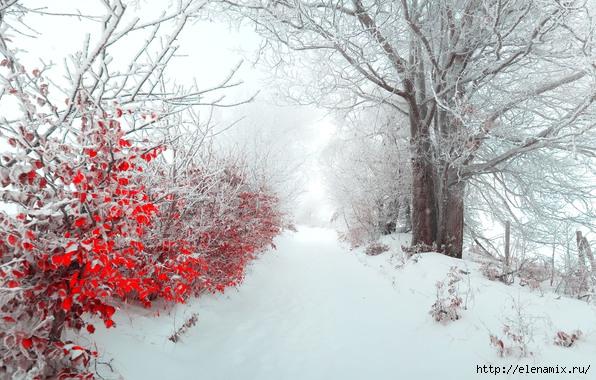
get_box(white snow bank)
[86,227,596,380]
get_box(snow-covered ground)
[88,227,596,380]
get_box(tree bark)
[437,180,465,258]
[411,155,438,248]
[408,80,438,253]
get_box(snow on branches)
[0,97,166,377]
[0,92,282,377]
[0,4,282,376]
[145,155,283,295]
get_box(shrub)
[402,242,437,257]
[479,257,548,291]
[1,106,283,378]
[0,103,173,377]
[365,242,390,256]
[145,161,282,295]
[490,324,532,358]
[480,262,502,282]
[430,267,465,323]
[554,330,582,347]
[489,302,534,358]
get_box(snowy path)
[184,227,410,380]
[93,227,596,380]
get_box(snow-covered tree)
[222,0,596,257]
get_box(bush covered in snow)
[429,266,465,323]
[365,242,390,256]
[0,102,167,377]
[554,330,582,348]
[0,60,282,380]
[489,324,533,358]
[0,102,282,377]
[489,301,535,359]
[145,160,282,295]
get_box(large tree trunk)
[410,124,465,258]
[438,180,465,258]
[408,75,438,251]
[436,166,465,258]
[410,155,437,249]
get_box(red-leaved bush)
[0,3,284,377]
[145,162,282,296]
[0,98,283,378]
[0,101,172,378]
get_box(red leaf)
[86,324,95,334]
[74,217,87,228]
[21,338,33,349]
[135,214,150,225]
[117,161,130,171]
[142,203,158,214]
[130,241,144,251]
[70,272,79,288]
[6,234,17,246]
[104,305,116,317]
[12,269,25,278]
[118,139,131,148]
[73,172,85,185]
[2,316,16,323]
[62,297,73,311]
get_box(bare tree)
[222,0,596,257]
